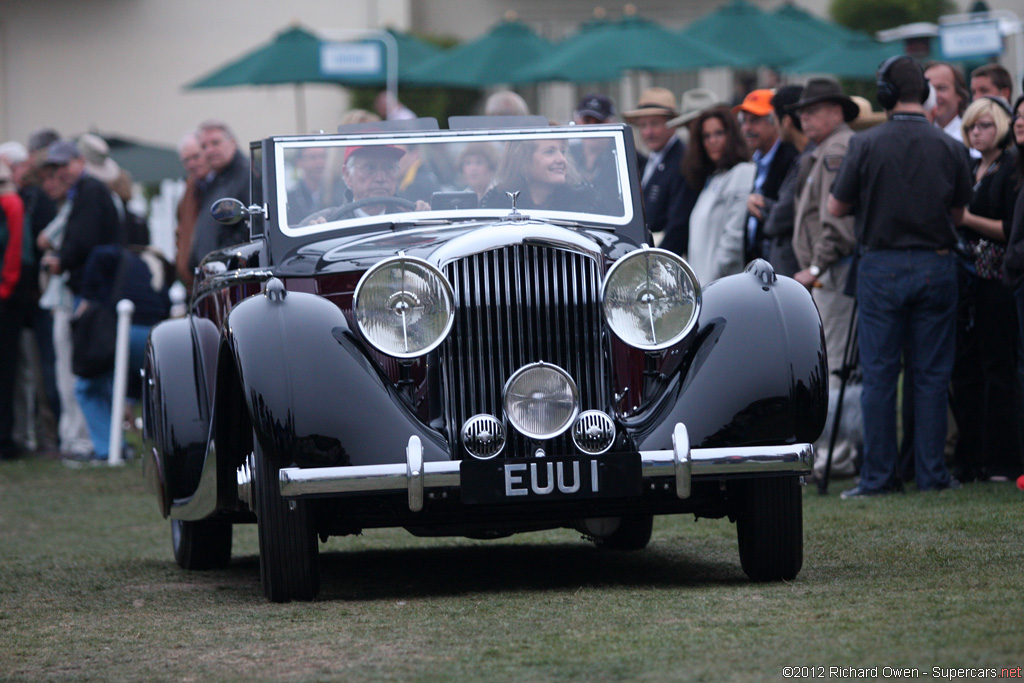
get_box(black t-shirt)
[831,112,973,251]
[962,147,1018,242]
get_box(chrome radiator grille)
[440,245,606,458]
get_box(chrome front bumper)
[277,424,813,512]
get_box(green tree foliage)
[830,0,956,36]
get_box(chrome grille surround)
[461,414,506,460]
[441,242,606,458]
[572,410,616,455]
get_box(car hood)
[275,219,639,276]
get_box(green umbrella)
[186,26,326,89]
[403,20,553,87]
[679,0,823,68]
[785,34,904,79]
[186,26,443,130]
[186,25,334,132]
[517,14,742,82]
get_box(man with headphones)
[828,56,973,499]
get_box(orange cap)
[732,89,775,117]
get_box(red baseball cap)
[732,89,775,117]
[343,144,405,163]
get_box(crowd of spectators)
[3,67,1024,491]
[610,62,1024,495]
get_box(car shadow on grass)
[156,540,750,602]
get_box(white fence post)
[108,299,135,466]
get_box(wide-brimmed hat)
[787,78,859,122]
[667,88,723,128]
[850,96,887,130]
[622,87,678,121]
[78,133,121,184]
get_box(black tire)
[252,431,320,602]
[171,518,232,570]
[734,476,803,581]
[592,514,654,551]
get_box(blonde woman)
[951,95,1021,482]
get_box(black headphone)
[877,56,927,110]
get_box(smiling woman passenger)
[482,138,601,212]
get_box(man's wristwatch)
[809,265,822,278]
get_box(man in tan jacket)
[788,79,860,480]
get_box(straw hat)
[850,96,887,130]
[667,88,723,128]
[622,87,678,121]
[78,133,121,184]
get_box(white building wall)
[0,0,411,147]
[0,0,1002,152]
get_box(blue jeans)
[856,250,957,492]
[74,324,150,459]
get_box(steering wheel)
[327,196,418,221]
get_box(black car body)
[143,121,827,602]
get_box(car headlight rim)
[601,246,701,351]
[502,362,580,441]
[353,255,455,359]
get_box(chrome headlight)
[601,247,701,350]
[353,255,454,358]
[503,362,579,440]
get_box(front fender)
[222,279,449,469]
[142,316,218,517]
[630,263,828,451]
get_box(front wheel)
[252,432,320,602]
[734,476,803,581]
[171,518,232,570]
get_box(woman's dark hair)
[1014,95,1024,184]
[681,106,750,189]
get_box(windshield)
[274,128,634,237]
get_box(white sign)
[319,43,382,76]
[940,20,1003,59]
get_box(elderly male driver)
[336,145,429,218]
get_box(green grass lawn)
[0,457,1020,682]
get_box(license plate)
[460,453,642,505]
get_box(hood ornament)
[504,190,529,222]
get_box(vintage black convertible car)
[142,119,826,602]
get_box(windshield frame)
[271,126,637,238]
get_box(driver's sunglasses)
[353,161,400,177]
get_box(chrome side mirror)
[211,198,248,225]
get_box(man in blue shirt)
[736,89,799,264]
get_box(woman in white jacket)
[679,107,755,283]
